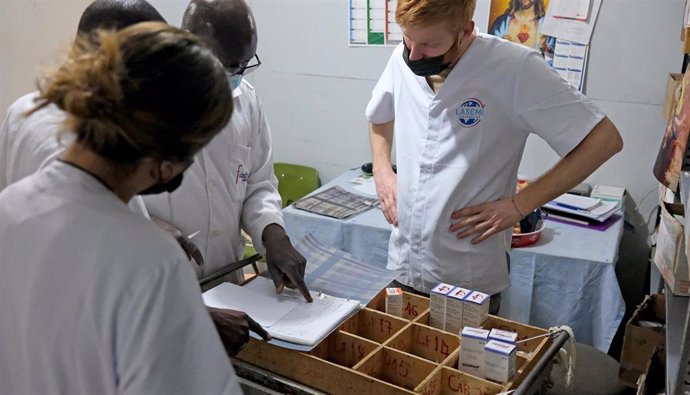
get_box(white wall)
[0,0,684,230]
[245,0,684,230]
[0,0,91,114]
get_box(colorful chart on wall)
[349,0,402,46]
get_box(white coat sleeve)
[117,256,241,394]
[127,196,151,219]
[0,105,15,191]
[365,48,399,124]
[240,95,284,255]
[513,51,605,157]
[0,94,69,191]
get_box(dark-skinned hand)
[208,307,271,356]
[150,216,204,267]
[262,223,312,302]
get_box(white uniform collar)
[232,84,243,99]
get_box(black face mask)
[138,172,185,195]
[402,40,451,76]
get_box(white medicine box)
[458,327,490,377]
[429,283,454,329]
[489,328,518,344]
[463,291,490,327]
[445,286,471,333]
[384,287,403,317]
[484,339,517,384]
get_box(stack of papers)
[203,277,360,347]
[202,235,402,350]
[543,193,618,222]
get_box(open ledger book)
[203,277,359,347]
[202,234,401,351]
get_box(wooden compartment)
[481,315,548,355]
[368,290,431,321]
[340,308,409,343]
[236,298,553,394]
[309,330,379,368]
[386,323,460,363]
[415,366,504,395]
[410,310,462,338]
[415,310,431,326]
[446,348,529,386]
[355,347,437,391]
[238,338,415,395]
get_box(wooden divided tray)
[236,289,552,394]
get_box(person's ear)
[157,161,178,182]
[460,20,475,41]
[143,159,162,182]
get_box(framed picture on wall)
[653,69,690,191]
[487,0,555,58]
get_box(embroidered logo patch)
[235,164,249,183]
[456,98,485,127]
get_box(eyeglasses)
[225,54,261,76]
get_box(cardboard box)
[489,328,518,344]
[484,340,517,384]
[654,201,690,296]
[429,283,454,329]
[236,288,553,395]
[385,288,403,317]
[619,294,666,388]
[635,346,666,395]
[445,286,471,334]
[458,327,490,377]
[664,73,683,123]
[463,291,490,327]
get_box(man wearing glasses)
[141,0,312,354]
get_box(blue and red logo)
[456,98,485,128]
[235,164,249,184]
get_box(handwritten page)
[202,280,295,327]
[203,277,360,347]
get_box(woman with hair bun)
[0,22,241,394]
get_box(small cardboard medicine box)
[619,294,666,388]
[458,327,490,377]
[463,291,490,327]
[445,286,471,334]
[385,288,403,317]
[429,283,454,329]
[489,328,518,344]
[484,340,517,384]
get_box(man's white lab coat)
[143,80,284,279]
[0,92,149,215]
[366,33,605,295]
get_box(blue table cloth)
[283,169,625,352]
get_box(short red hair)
[396,0,476,32]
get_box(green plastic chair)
[273,162,321,208]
